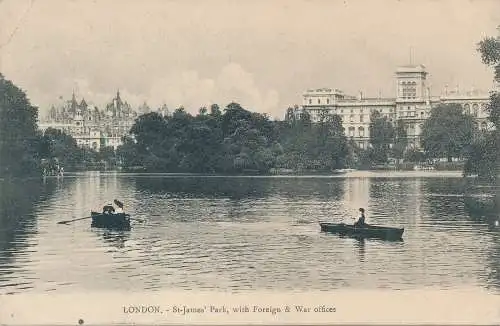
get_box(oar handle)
[57,216,92,224]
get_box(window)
[360,114,364,123]
[348,127,355,137]
[358,127,365,137]
[350,115,354,122]
[326,99,330,104]
[309,99,312,104]
[402,81,417,99]
[318,99,321,104]
[472,104,479,117]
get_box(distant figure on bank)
[103,203,115,214]
[354,208,366,227]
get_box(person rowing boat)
[102,199,124,215]
[354,208,366,227]
[102,203,115,214]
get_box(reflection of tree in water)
[0,179,59,276]
[463,195,499,227]
[134,176,345,201]
[421,177,499,226]
[420,178,470,219]
[423,178,500,290]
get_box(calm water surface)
[0,172,499,294]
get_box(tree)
[421,103,476,162]
[0,74,40,177]
[39,128,83,169]
[392,119,408,162]
[369,110,395,164]
[464,33,500,179]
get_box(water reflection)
[1,173,500,293]
[133,175,345,201]
[92,229,130,249]
[0,177,66,293]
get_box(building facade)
[39,90,139,151]
[299,64,494,150]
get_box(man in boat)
[102,203,115,214]
[354,208,366,227]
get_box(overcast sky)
[1,0,499,119]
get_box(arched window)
[472,103,479,117]
[358,126,365,137]
[481,122,487,130]
[348,127,355,137]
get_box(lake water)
[0,171,499,294]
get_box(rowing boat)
[91,211,131,230]
[319,222,404,241]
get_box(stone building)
[299,64,493,150]
[39,90,139,151]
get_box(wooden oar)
[57,216,92,225]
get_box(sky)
[0,0,499,119]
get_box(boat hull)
[91,211,131,230]
[319,222,404,241]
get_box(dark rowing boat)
[91,211,131,230]
[319,222,404,241]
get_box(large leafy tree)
[0,74,40,177]
[369,110,395,164]
[39,127,83,169]
[120,102,350,173]
[392,119,408,162]
[421,103,476,162]
[464,33,500,180]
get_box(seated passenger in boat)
[103,204,115,214]
[354,208,366,227]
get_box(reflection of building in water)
[342,177,371,217]
[38,91,139,151]
[297,64,494,149]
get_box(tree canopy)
[0,74,40,177]
[463,33,500,180]
[118,104,349,173]
[421,103,476,162]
